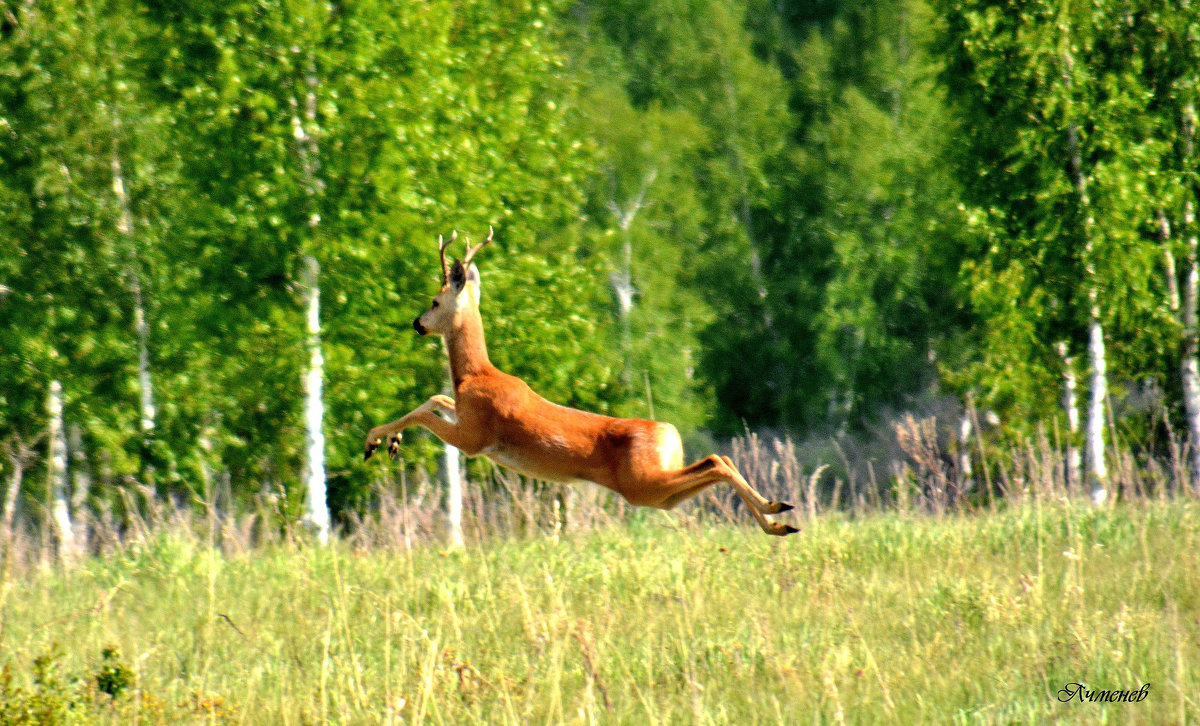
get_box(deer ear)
[449,261,467,290]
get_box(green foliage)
[565,0,798,434]
[2,0,628,517]
[5,0,1200,526]
[92,648,131,700]
[935,0,1188,431]
[798,0,972,427]
[0,0,167,477]
[0,646,142,725]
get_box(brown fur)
[364,238,797,535]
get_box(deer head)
[413,227,493,336]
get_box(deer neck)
[446,306,492,389]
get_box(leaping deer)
[364,229,798,535]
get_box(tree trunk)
[719,66,786,427]
[444,439,464,549]
[1056,342,1082,490]
[1158,204,1200,490]
[607,169,655,386]
[110,122,156,440]
[2,435,36,568]
[301,256,330,544]
[956,412,973,495]
[1160,210,1181,313]
[2,463,22,566]
[110,118,157,497]
[46,380,77,560]
[292,57,330,544]
[1085,305,1109,504]
[1178,102,1200,492]
[1181,199,1200,492]
[67,423,90,551]
[1065,109,1109,503]
[2,454,22,551]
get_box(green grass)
[1,501,1198,724]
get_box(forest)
[2,0,1199,543]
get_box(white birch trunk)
[1086,305,1109,505]
[2,466,20,564]
[438,370,463,548]
[46,380,77,559]
[67,423,90,546]
[1158,204,1200,490]
[111,124,156,438]
[1177,102,1200,492]
[444,440,464,549]
[2,454,21,547]
[301,256,330,544]
[291,58,330,543]
[1181,199,1200,491]
[1065,96,1109,503]
[1161,211,1181,313]
[198,420,215,499]
[957,413,973,492]
[1056,342,1082,491]
[607,170,655,384]
[2,436,34,561]
[133,303,155,434]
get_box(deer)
[363,229,799,535]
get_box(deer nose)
[413,317,427,335]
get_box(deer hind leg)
[719,456,794,515]
[650,455,798,536]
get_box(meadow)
[1,495,1197,725]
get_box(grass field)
[1,500,1198,724]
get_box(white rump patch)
[656,424,684,472]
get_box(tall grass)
[1,423,1198,723]
[1,501,1197,723]
[3,415,1194,562]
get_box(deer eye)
[431,300,440,309]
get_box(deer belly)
[481,444,583,484]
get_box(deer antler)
[461,226,494,268]
[438,230,458,284]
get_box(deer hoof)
[765,501,794,514]
[765,522,800,536]
[364,429,388,460]
[387,434,403,460]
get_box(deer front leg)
[364,395,456,460]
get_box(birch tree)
[1056,342,1083,489]
[443,430,464,549]
[937,0,1168,464]
[109,114,156,443]
[567,0,793,433]
[803,0,967,429]
[300,256,330,543]
[572,78,712,425]
[1,434,38,568]
[291,41,331,543]
[0,0,177,500]
[147,0,613,518]
[1181,197,1200,489]
[45,380,76,560]
[1059,27,1109,501]
[1139,0,1200,488]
